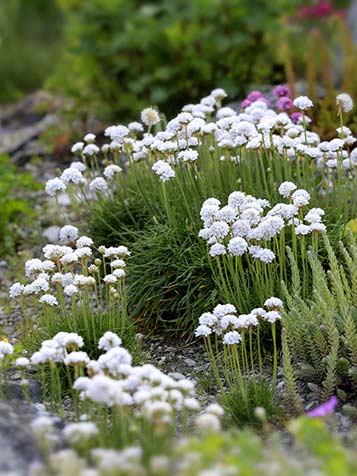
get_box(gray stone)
[307,382,319,393]
[135,333,145,343]
[0,114,60,158]
[304,401,317,411]
[168,372,186,381]
[0,400,40,476]
[184,358,196,367]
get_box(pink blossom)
[297,1,346,19]
[307,396,338,417]
[277,97,293,111]
[259,97,271,106]
[241,99,252,109]
[247,91,263,102]
[291,112,303,124]
[273,85,291,98]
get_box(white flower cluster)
[46,88,356,202]
[199,182,325,261]
[152,160,175,182]
[31,400,225,476]
[26,331,223,433]
[9,225,129,306]
[30,332,85,365]
[46,131,123,198]
[195,297,283,343]
[0,340,14,361]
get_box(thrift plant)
[45,87,357,331]
[9,225,132,357]
[195,297,283,425]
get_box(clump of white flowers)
[152,160,176,182]
[196,297,283,408]
[25,330,223,451]
[9,225,130,333]
[198,182,325,262]
[44,85,356,216]
[195,297,282,342]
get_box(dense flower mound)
[9,225,129,311]
[45,90,356,200]
[199,182,325,261]
[2,84,357,475]
[195,297,283,342]
[195,297,283,413]
[40,86,355,326]
[23,329,211,420]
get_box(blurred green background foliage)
[0,0,356,123]
[48,0,296,120]
[0,0,63,102]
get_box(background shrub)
[0,0,63,102]
[50,0,295,121]
[0,155,40,253]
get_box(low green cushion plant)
[282,231,357,410]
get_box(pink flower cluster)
[273,85,293,113]
[297,1,345,20]
[241,85,304,124]
[241,91,270,109]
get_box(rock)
[42,225,60,243]
[340,415,351,430]
[0,400,41,475]
[135,333,145,343]
[0,114,60,159]
[168,372,186,381]
[307,383,319,393]
[184,358,196,367]
[11,139,49,165]
[304,401,317,411]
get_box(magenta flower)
[298,1,333,18]
[247,91,263,102]
[297,1,346,19]
[241,99,252,109]
[273,85,291,98]
[307,396,338,417]
[277,97,293,111]
[291,111,303,124]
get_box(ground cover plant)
[9,226,134,359]
[1,328,357,475]
[282,231,357,408]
